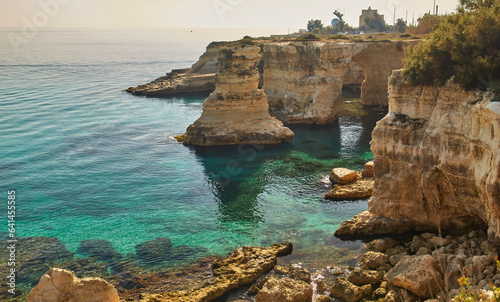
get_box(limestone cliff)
[182,45,294,146]
[128,40,411,125]
[263,42,352,124]
[336,69,500,240]
[263,41,411,125]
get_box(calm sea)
[0,28,377,283]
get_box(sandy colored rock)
[338,69,500,239]
[370,70,499,237]
[126,42,226,97]
[365,238,400,253]
[329,277,362,302]
[140,242,293,302]
[325,177,374,200]
[27,268,119,302]
[385,255,444,299]
[329,168,358,185]
[360,251,389,269]
[347,269,384,285]
[264,41,413,124]
[362,161,375,177]
[183,45,293,146]
[335,211,413,237]
[256,277,313,302]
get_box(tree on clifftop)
[307,20,323,32]
[395,19,408,33]
[404,0,500,93]
[361,12,387,32]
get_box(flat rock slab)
[325,177,374,200]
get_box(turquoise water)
[0,29,376,278]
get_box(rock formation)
[325,165,375,201]
[336,69,500,240]
[351,42,407,106]
[127,39,413,126]
[138,242,293,302]
[125,42,226,97]
[27,268,119,302]
[262,41,411,124]
[182,45,294,146]
[263,42,352,124]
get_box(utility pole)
[393,5,397,33]
[433,0,436,15]
[406,9,408,24]
[412,12,415,26]
[436,5,439,15]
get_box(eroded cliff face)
[263,41,411,125]
[336,69,500,240]
[182,45,293,146]
[263,42,352,125]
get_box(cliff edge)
[336,69,500,240]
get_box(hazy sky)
[1,0,460,31]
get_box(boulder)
[27,268,119,302]
[365,238,400,253]
[135,237,173,265]
[362,161,375,177]
[347,269,384,285]
[256,277,313,302]
[360,251,389,269]
[329,168,358,185]
[385,255,444,299]
[427,236,451,247]
[330,277,362,302]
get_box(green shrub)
[295,33,321,41]
[403,1,500,91]
[230,38,255,47]
[328,34,350,40]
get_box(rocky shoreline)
[23,227,500,302]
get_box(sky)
[0,0,461,31]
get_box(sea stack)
[182,45,294,146]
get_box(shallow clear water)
[0,29,378,280]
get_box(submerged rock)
[77,239,122,262]
[135,237,173,265]
[0,237,74,287]
[27,268,119,302]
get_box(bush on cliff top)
[295,33,321,41]
[403,0,500,93]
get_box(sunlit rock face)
[336,69,500,240]
[263,41,411,125]
[183,45,294,146]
